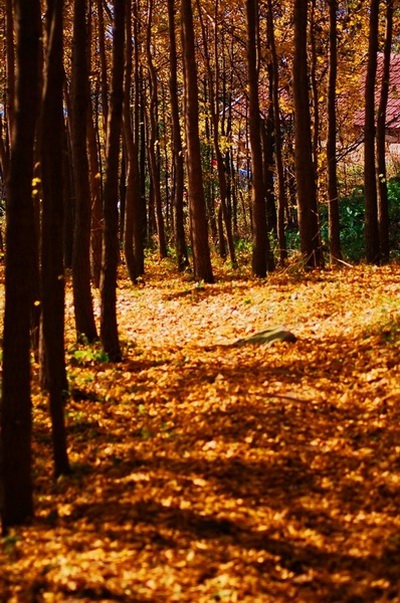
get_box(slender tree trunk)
[62,116,74,269]
[87,0,103,288]
[261,112,277,237]
[71,0,98,341]
[87,101,103,288]
[145,3,167,259]
[309,0,319,179]
[39,0,70,478]
[1,0,41,532]
[267,0,287,263]
[123,0,144,283]
[122,0,139,283]
[132,4,146,274]
[100,0,125,361]
[376,0,393,263]
[5,0,14,158]
[364,0,381,264]
[196,0,237,268]
[293,0,323,267]
[167,0,189,271]
[327,0,342,262]
[181,0,214,283]
[246,0,272,277]
[96,0,108,140]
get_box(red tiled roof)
[355,52,400,129]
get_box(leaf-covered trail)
[2,262,400,602]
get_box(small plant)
[69,343,109,366]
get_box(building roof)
[355,52,400,130]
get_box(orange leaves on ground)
[1,260,400,601]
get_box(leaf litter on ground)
[1,259,400,602]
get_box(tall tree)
[364,0,381,264]
[71,0,98,341]
[266,0,287,263]
[5,0,14,161]
[326,0,342,262]
[39,0,71,478]
[1,0,41,531]
[122,0,142,283]
[87,0,103,289]
[246,0,273,277]
[376,0,393,263]
[293,0,323,267]
[100,0,125,361]
[181,0,214,283]
[167,0,189,271]
[145,0,168,260]
[196,0,237,268]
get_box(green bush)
[320,181,400,262]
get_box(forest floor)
[1,257,400,602]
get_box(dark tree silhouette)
[100,0,125,361]
[39,0,71,478]
[181,0,214,283]
[1,0,41,532]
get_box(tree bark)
[376,0,393,263]
[181,0,214,283]
[364,0,380,264]
[246,0,272,277]
[71,0,98,341]
[167,0,189,271]
[1,0,41,531]
[5,0,14,157]
[122,0,141,283]
[145,2,168,260]
[39,0,71,478]
[293,0,323,267]
[100,0,125,361]
[327,0,342,262]
[266,0,287,263]
[196,0,237,268]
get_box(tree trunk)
[364,0,380,264]
[293,0,323,267]
[39,0,71,478]
[260,112,277,238]
[181,0,214,283]
[376,0,393,263]
[62,116,74,269]
[96,0,108,139]
[266,0,287,263]
[145,3,167,260]
[246,0,272,277]
[87,100,103,288]
[71,0,98,341]
[196,0,237,268]
[327,0,342,262]
[167,0,189,271]
[122,0,140,283]
[5,0,14,157]
[100,0,125,362]
[1,0,41,531]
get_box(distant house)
[354,53,400,144]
